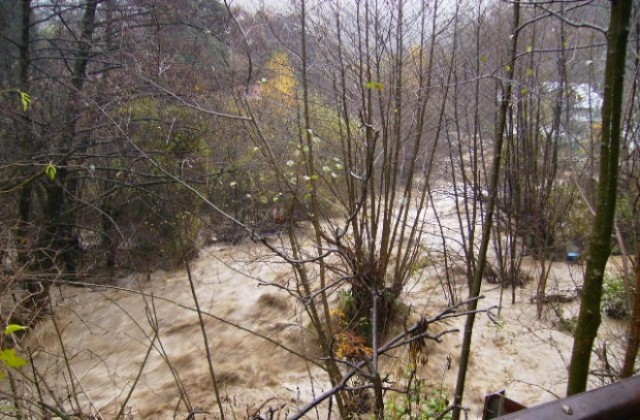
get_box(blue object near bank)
[567,252,580,262]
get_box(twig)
[509,378,561,400]
[48,293,83,416]
[184,257,226,420]
[288,297,488,419]
[114,330,158,420]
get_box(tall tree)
[567,0,633,396]
[452,1,521,417]
[39,0,99,278]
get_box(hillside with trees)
[0,0,638,418]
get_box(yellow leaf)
[0,349,28,369]
[44,162,57,181]
[263,51,297,105]
[20,92,31,112]
[4,325,28,336]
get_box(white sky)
[227,0,289,12]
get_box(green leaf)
[19,92,31,112]
[0,349,28,369]
[526,68,534,77]
[480,54,489,63]
[366,81,384,91]
[4,325,28,336]
[44,162,57,181]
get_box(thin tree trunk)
[452,3,520,418]
[16,0,32,267]
[620,250,640,378]
[298,1,347,415]
[41,0,98,279]
[567,0,632,396]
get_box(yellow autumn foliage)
[262,50,297,106]
[335,331,373,359]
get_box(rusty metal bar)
[482,390,526,419]
[494,375,640,420]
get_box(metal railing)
[483,375,640,420]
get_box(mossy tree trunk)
[567,0,633,396]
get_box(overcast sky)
[228,0,289,13]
